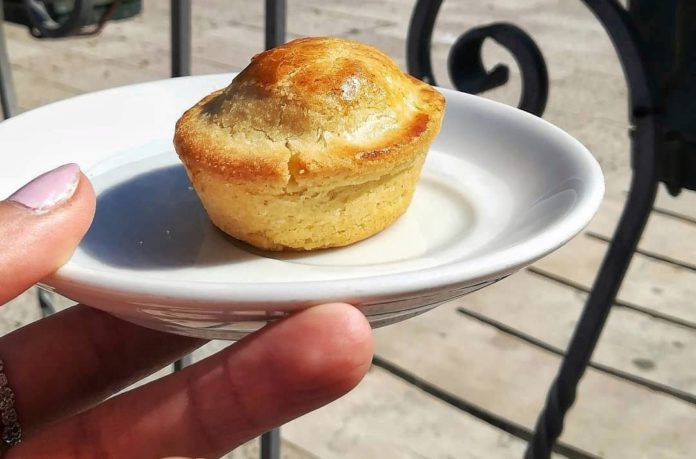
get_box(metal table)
[1,1,694,458]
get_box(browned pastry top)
[174,36,445,191]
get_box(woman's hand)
[0,164,373,458]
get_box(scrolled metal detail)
[448,23,548,116]
[407,0,549,116]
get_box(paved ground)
[1,1,695,458]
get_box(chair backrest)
[629,0,696,194]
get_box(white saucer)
[0,74,604,339]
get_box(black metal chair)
[407,2,694,458]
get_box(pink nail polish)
[7,163,81,212]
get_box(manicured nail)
[7,163,80,212]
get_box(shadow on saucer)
[80,164,257,270]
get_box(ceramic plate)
[0,74,604,339]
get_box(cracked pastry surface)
[174,36,445,251]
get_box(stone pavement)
[1,1,695,458]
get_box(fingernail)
[7,163,80,212]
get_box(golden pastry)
[174,36,445,251]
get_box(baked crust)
[174,36,445,194]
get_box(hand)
[0,164,373,458]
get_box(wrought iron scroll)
[407,0,549,116]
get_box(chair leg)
[524,1,661,455]
[170,0,191,78]
[256,5,285,458]
[173,354,192,371]
[3,2,39,316]
[170,0,192,374]
[0,0,18,119]
[38,288,56,317]
[524,116,660,458]
[260,428,280,459]
[264,0,286,50]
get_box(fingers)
[0,165,201,433]
[14,303,374,459]
[0,305,203,433]
[0,164,95,304]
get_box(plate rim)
[8,74,605,305]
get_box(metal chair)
[408,1,693,458]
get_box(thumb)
[0,163,96,305]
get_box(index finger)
[10,303,374,459]
[0,168,95,304]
